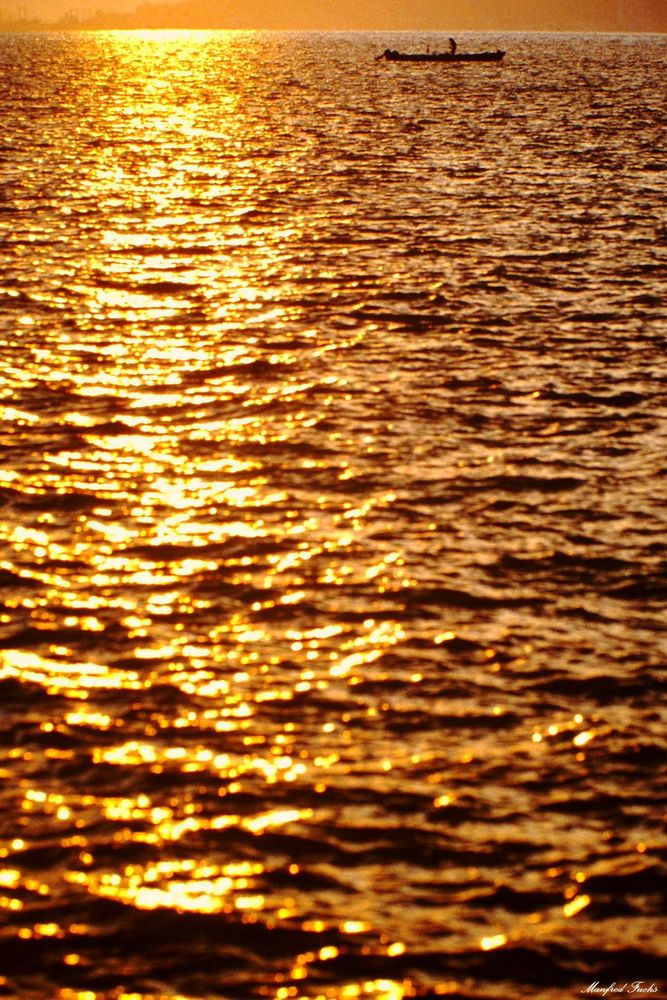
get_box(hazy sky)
[9,0,667,31]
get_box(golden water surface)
[0,28,666,1000]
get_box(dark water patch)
[109,243,219,257]
[0,899,320,974]
[402,585,545,610]
[527,673,666,705]
[0,677,56,706]
[608,574,667,602]
[498,552,632,574]
[541,387,647,408]
[385,709,520,734]
[582,866,667,898]
[477,474,586,494]
[544,792,636,818]
[125,535,293,561]
[74,418,152,435]
[468,884,563,914]
[608,742,667,767]
[0,564,43,588]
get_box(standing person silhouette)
[449,37,457,54]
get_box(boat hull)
[379,50,505,63]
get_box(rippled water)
[1,28,666,1000]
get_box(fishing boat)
[377,48,505,63]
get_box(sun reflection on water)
[2,26,661,1000]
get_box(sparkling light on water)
[1,27,666,1000]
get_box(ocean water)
[0,28,666,1000]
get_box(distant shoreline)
[1,20,666,33]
